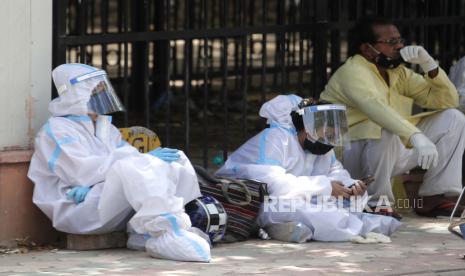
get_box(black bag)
[194,165,268,242]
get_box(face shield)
[301,104,349,147]
[70,70,125,115]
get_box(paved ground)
[1,213,465,276]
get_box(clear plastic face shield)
[70,70,125,115]
[301,104,349,147]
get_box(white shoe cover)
[144,214,211,262]
[265,222,313,243]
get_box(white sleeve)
[234,164,332,199]
[41,122,138,187]
[217,128,333,198]
[326,152,355,188]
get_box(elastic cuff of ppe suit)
[420,59,438,74]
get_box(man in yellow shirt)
[320,17,465,218]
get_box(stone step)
[66,231,127,250]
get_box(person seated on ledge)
[320,17,465,218]
[28,63,210,262]
[215,94,401,243]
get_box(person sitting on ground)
[320,17,465,218]
[28,63,210,262]
[215,94,401,242]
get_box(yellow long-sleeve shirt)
[320,54,458,143]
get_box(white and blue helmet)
[185,196,228,243]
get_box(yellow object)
[321,54,458,144]
[392,176,408,202]
[119,126,161,153]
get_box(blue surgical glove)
[66,186,91,204]
[149,147,180,163]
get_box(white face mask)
[95,115,112,146]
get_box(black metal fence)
[53,0,465,168]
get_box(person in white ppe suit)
[28,63,211,262]
[215,95,401,242]
[449,57,465,113]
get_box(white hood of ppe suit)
[49,63,99,116]
[259,94,302,129]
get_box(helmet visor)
[302,104,349,146]
[71,70,125,114]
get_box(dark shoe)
[364,206,403,221]
[415,195,465,218]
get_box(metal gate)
[53,0,465,168]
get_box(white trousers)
[60,151,201,235]
[343,109,465,205]
[258,198,401,241]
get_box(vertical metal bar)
[240,0,248,141]
[273,1,283,87]
[131,0,148,112]
[280,1,286,88]
[101,0,109,71]
[330,0,341,73]
[123,0,129,127]
[154,0,169,120]
[289,1,296,69]
[247,0,254,90]
[78,0,88,63]
[278,0,286,88]
[303,0,311,97]
[143,4,150,129]
[233,1,240,91]
[298,0,304,94]
[69,0,77,63]
[165,0,170,30]
[164,0,172,146]
[221,0,229,163]
[90,0,95,33]
[52,0,68,67]
[173,0,179,75]
[260,0,267,103]
[298,33,304,93]
[210,0,215,28]
[441,0,449,70]
[174,0,179,30]
[117,0,123,77]
[456,0,463,60]
[202,0,209,168]
[313,0,328,98]
[184,0,191,154]
[165,50,172,147]
[52,0,69,98]
[279,36,288,89]
[184,40,191,154]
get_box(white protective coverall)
[215,95,401,241]
[449,57,465,112]
[28,64,210,262]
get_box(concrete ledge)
[0,150,33,164]
[66,232,127,250]
[0,150,59,245]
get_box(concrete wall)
[0,0,57,245]
[0,0,52,150]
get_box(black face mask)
[368,43,403,69]
[303,139,334,155]
[374,52,403,69]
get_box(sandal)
[415,195,465,218]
